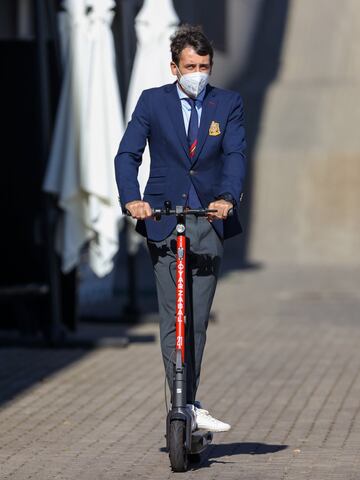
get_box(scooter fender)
[166,407,193,453]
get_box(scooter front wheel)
[168,420,188,472]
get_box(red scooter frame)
[176,231,186,362]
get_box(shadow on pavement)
[0,322,156,409]
[160,441,287,458]
[0,347,86,409]
[192,442,288,468]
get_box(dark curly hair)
[170,24,214,66]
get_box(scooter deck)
[190,430,213,454]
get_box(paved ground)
[1,263,360,479]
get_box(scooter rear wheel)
[168,420,188,472]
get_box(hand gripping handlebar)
[125,200,234,220]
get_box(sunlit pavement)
[1,264,360,479]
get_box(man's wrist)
[214,193,235,206]
[121,199,142,213]
[125,200,142,206]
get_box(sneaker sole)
[197,425,231,432]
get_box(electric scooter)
[126,200,231,471]
[153,201,218,472]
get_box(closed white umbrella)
[126,0,179,197]
[122,0,179,257]
[43,0,124,277]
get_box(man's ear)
[170,62,178,76]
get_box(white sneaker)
[186,404,198,432]
[194,404,231,432]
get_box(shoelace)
[195,407,209,415]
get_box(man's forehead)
[179,47,210,64]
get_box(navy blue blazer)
[114,82,247,241]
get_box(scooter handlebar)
[125,206,234,218]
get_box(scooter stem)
[172,215,187,408]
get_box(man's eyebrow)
[184,62,210,67]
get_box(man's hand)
[207,199,233,221]
[125,200,152,220]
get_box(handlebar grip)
[125,208,162,220]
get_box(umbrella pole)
[34,0,65,343]
[122,217,140,322]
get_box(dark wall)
[0,41,45,285]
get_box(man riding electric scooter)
[115,24,246,439]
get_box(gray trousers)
[147,216,224,404]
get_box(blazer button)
[182,193,187,199]
[189,169,195,176]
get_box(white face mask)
[176,66,209,98]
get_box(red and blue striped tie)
[186,98,202,208]
[187,98,198,158]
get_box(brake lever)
[206,208,234,218]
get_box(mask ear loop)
[173,63,183,83]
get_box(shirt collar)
[176,83,206,103]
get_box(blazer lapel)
[191,85,218,166]
[165,83,190,160]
